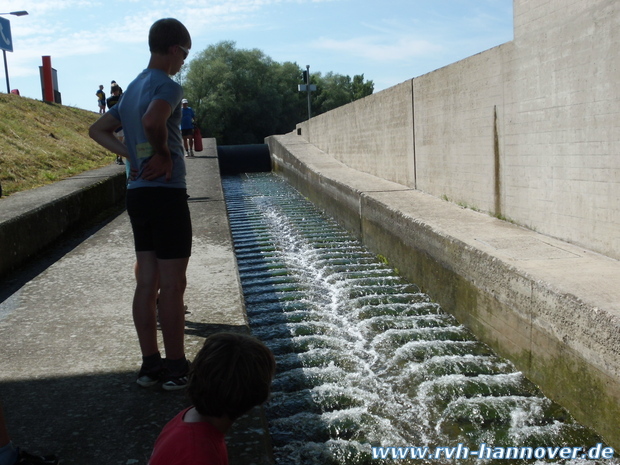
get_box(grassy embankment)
[0,93,113,198]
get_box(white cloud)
[312,35,443,62]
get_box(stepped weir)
[222,172,614,465]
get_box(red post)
[42,56,54,103]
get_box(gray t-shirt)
[109,68,186,189]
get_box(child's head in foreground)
[188,332,276,421]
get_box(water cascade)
[222,173,615,465]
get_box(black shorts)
[181,128,194,137]
[126,187,192,259]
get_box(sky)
[0,0,513,113]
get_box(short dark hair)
[148,18,191,55]
[188,332,276,421]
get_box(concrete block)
[0,165,127,278]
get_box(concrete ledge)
[0,164,127,278]
[267,132,620,449]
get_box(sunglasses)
[178,45,189,60]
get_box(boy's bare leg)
[156,257,189,361]
[133,251,160,357]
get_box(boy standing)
[148,333,276,465]
[89,18,193,390]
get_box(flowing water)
[222,173,616,465]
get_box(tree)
[181,41,373,145]
[312,72,374,115]
[181,41,303,145]
[352,74,375,101]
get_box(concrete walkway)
[0,139,272,465]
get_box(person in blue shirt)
[96,85,106,114]
[89,18,192,391]
[180,99,195,157]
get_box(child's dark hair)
[188,332,276,421]
[148,18,191,55]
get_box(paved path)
[0,139,272,465]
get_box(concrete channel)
[267,132,620,450]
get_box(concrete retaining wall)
[296,0,620,260]
[298,83,416,188]
[268,132,620,449]
[0,165,127,278]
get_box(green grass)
[0,93,114,197]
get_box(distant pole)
[2,50,8,93]
[297,65,316,120]
[306,65,311,119]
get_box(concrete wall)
[414,44,510,215]
[0,165,127,278]
[268,132,620,449]
[296,0,620,260]
[300,83,416,187]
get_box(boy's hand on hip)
[141,154,172,181]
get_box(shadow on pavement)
[1,323,272,465]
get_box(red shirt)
[149,407,228,465]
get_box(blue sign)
[0,17,13,52]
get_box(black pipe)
[217,144,271,175]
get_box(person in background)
[106,85,125,165]
[106,84,122,111]
[96,85,106,114]
[180,99,195,157]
